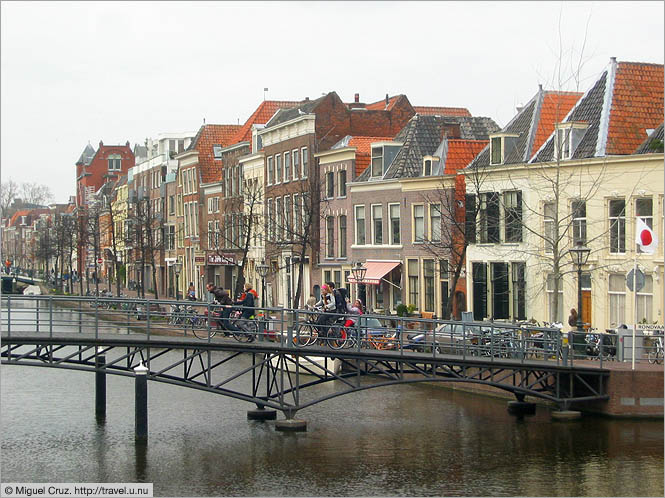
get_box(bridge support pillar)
[247,407,277,421]
[134,363,148,441]
[507,401,536,415]
[551,410,581,421]
[95,348,106,420]
[275,418,307,432]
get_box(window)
[275,154,282,183]
[372,204,383,245]
[413,205,424,242]
[371,146,383,177]
[491,263,510,319]
[178,139,184,153]
[339,215,347,258]
[334,270,342,291]
[490,137,502,165]
[294,194,302,235]
[355,205,366,245]
[424,260,435,312]
[214,220,220,247]
[167,225,175,250]
[276,197,283,240]
[193,202,199,236]
[504,191,522,242]
[408,259,419,310]
[609,199,625,253]
[293,149,300,179]
[326,216,334,258]
[465,194,477,244]
[430,204,441,242]
[267,199,274,241]
[267,156,274,185]
[479,193,500,243]
[338,170,346,197]
[207,221,213,247]
[169,195,175,216]
[108,154,121,171]
[284,151,291,182]
[554,123,587,160]
[301,147,308,179]
[512,262,526,320]
[544,202,555,253]
[546,274,564,324]
[572,200,586,245]
[636,275,653,323]
[285,195,293,239]
[389,204,400,245]
[326,172,334,198]
[636,198,653,254]
[608,274,626,327]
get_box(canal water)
[1,363,663,497]
[1,300,663,496]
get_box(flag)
[636,217,658,254]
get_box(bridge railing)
[1,294,569,364]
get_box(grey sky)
[1,1,663,204]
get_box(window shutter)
[487,192,500,243]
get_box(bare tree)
[19,182,53,206]
[0,178,20,217]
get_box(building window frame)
[371,204,383,245]
[609,198,626,254]
[354,205,366,245]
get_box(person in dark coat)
[206,282,240,333]
[235,283,256,320]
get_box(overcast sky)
[2,1,663,204]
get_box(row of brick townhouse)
[56,60,662,333]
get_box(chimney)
[385,93,389,106]
[610,56,617,64]
[125,140,130,147]
[305,97,309,101]
[354,93,359,103]
[99,140,104,147]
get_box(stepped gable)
[635,123,664,154]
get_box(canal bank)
[415,361,664,418]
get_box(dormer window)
[489,133,519,165]
[554,122,588,160]
[108,154,122,171]
[423,155,440,176]
[370,142,402,178]
[213,146,223,159]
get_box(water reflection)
[1,303,663,496]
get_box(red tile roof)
[445,140,489,174]
[348,136,393,177]
[8,210,31,227]
[414,106,471,117]
[194,124,243,184]
[231,100,300,148]
[607,62,664,155]
[365,96,402,111]
[531,91,583,156]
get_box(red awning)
[348,260,401,286]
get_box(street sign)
[97,258,103,264]
[626,268,645,292]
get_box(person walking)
[187,282,196,301]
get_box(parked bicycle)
[648,335,664,364]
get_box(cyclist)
[206,282,241,334]
[314,284,336,335]
[235,283,256,321]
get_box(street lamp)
[569,240,591,355]
[174,261,182,301]
[256,260,269,309]
[351,261,367,303]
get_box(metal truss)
[1,335,609,417]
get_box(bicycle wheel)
[293,323,316,347]
[328,327,348,350]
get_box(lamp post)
[174,261,182,301]
[351,261,367,303]
[256,260,269,309]
[569,241,591,355]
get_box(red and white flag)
[636,217,658,254]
